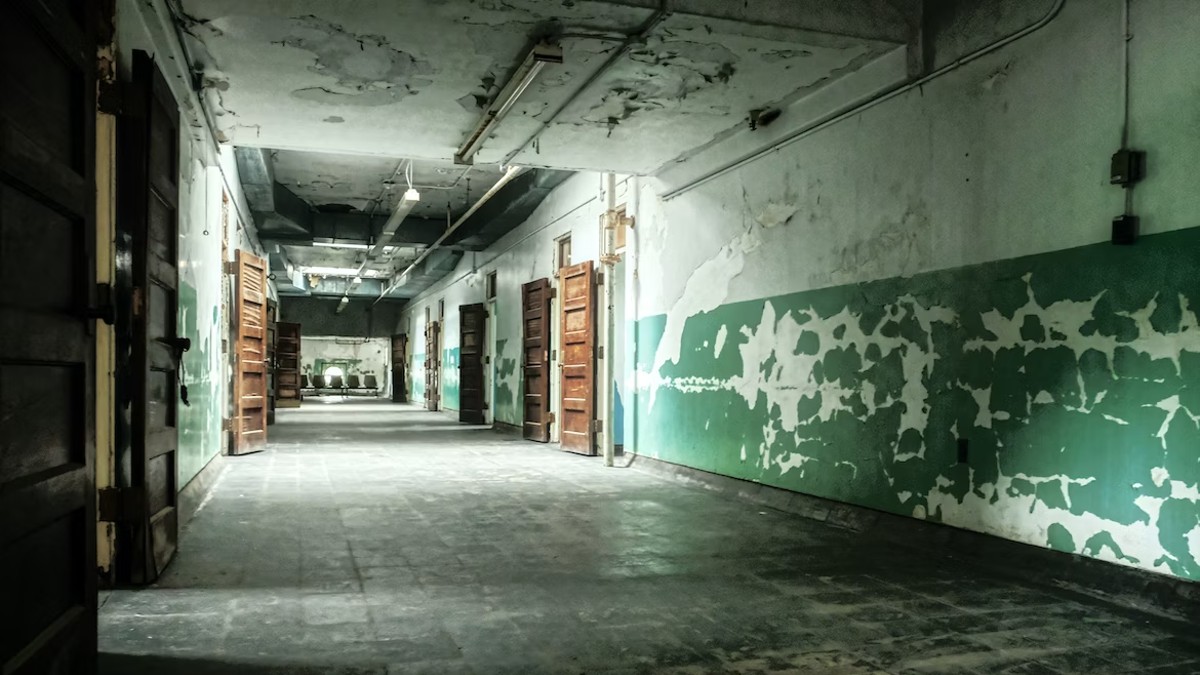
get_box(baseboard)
[628,453,1200,624]
[492,420,521,435]
[177,450,227,530]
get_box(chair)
[301,374,311,389]
[346,374,362,390]
[311,375,327,394]
[328,374,345,394]
[363,374,378,393]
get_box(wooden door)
[0,0,98,670]
[276,322,301,408]
[459,303,487,424]
[266,300,277,423]
[559,262,596,455]
[522,279,552,442]
[424,321,440,410]
[118,50,184,584]
[232,250,268,454]
[391,333,408,402]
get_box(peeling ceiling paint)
[271,149,506,221]
[179,0,904,173]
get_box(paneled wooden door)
[391,333,408,402]
[119,50,186,584]
[276,322,301,408]
[459,303,487,424]
[424,321,440,410]
[0,0,99,670]
[559,262,596,455]
[232,250,268,454]
[522,279,552,442]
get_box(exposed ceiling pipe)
[500,1,671,167]
[375,165,525,304]
[336,175,421,313]
[661,0,1068,200]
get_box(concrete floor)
[99,400,1200,674]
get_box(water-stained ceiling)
[179,0,917,174]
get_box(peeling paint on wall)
[636,228,1200,580]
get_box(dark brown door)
[0,0,98,670]
[119,50,183,584]
[391,333,408,402]
[559,262,596,455]
[425,321,440,410]
[276,322,301,407]
[522,279,552,442]
[459,303,486,424]
[232,250,268,454]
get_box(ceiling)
[180,0,916,174]
[183,0,920,303]
[271,150,506,222]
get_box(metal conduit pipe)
[661,0,1068,200]
[601,173,618,467]
[374,165,525,304]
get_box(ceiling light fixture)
[313,241,370,250]
[455,42,563,165]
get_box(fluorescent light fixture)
[367,187,421,258]
[298,266,386,279]
[455,42,562,165]
[313,241,370,250]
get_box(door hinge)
[593,419,603,434]
[131,286,144,317]
[97,486,145,523]
[596,272,605,286]
[598,345,604,359]
[98,79,122,115]
[223,260,236,275]
[547,412,556,425]
[87,282,116,325]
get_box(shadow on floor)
[100,653,386,675]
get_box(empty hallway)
[98,402,1200,674]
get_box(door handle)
[169,337,192,355]
[86,282,116,325]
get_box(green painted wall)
[177,279,222,487]
[442,346,461,411]
[635,228,1200,579]
[494,337,521,426]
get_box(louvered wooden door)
[559,262,596,455]
[459,304,486,424]
[522,279,552,442]
[391,333,408,402]
[232,250,268,454]
[424,321,440,411]
[0,0,99,670]
[276,322,301,407]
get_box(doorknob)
[169,337,192,354]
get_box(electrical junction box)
[1110,149,1146,186]
[1112,215,1139,245]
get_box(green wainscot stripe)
[635,227,1200,579]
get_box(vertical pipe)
[626,176,640,461]
[601,173,617,466]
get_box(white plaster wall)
[301,337,390,395]
[639,0,1200,318]
[399,172,614,426]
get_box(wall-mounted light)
[455,42,563,165]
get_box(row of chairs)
[302,374,379,396]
